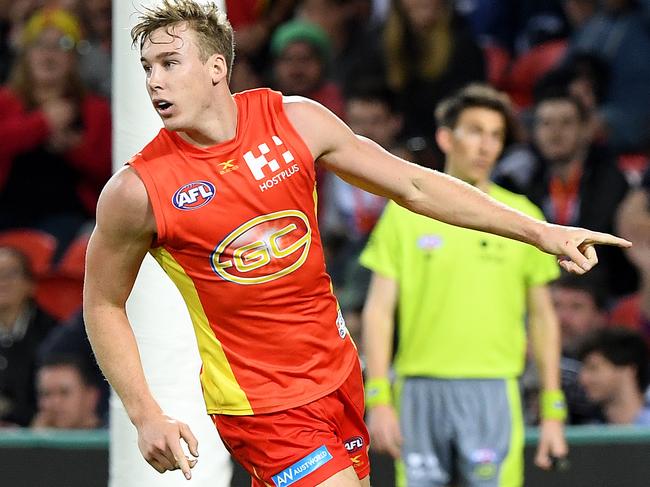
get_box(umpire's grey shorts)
[397,377,524,487]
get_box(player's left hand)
[535,419,568,470]
[537,223,632,275]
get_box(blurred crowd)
[1,0,650,434]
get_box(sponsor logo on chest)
[218,159,239,174]
[211,210,312,285]
[243,135,301,192]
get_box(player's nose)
[147,66,164,91]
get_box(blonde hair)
[131,0,234,79]
[384,2,452,91]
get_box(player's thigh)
[316,466,365,486]
[214,360,369,486]
[215,408,353,486]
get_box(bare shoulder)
[282,95,339,130]
[282,96,328,141]
[96,166,156,240]
[85,167,155,308]
[282,95,323,115]
[282,95,354,159]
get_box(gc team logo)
[172,180,215,210]
[211,210,312,285]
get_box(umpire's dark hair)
[578,327,650,393]
[38,353,99,387]
[434,83,517,146]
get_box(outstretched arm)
[284,98,631,273]
[83,167,198,480]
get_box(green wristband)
[365,377,392,408]
[540,389,567,421]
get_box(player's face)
[140,24,219,132]
[579,352,623,404]
[441,107,505,186]
[533,100,585,164]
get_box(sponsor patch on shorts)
[344,436,364,453]
[271,446,333,486]
[470,448,498,480]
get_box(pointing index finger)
[583,231,632,248]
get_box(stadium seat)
[617,153,649,186]
[57,233,89,279]
[35,233,89,321]
[35,275,83,321]
[482,42,511,89]
[507,39,568,108]
[0,228,57,276]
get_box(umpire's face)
[437,107,505,187]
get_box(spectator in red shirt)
[0,8,111,251]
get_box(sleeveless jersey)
[129,88,357,415]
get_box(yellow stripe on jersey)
[150,247,253,414]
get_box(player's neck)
[178,93,238,147]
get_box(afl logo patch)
[344,436,364,453]
[172,180,215,210]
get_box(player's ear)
[210,53,228,85]
[435,127,453,154]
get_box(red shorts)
[212,359,370,486]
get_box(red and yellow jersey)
[129,88,357,415]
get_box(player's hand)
[538,223,631,275]
[367,404,402,459]
[534,419,568,470]
[136,412,199,480]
